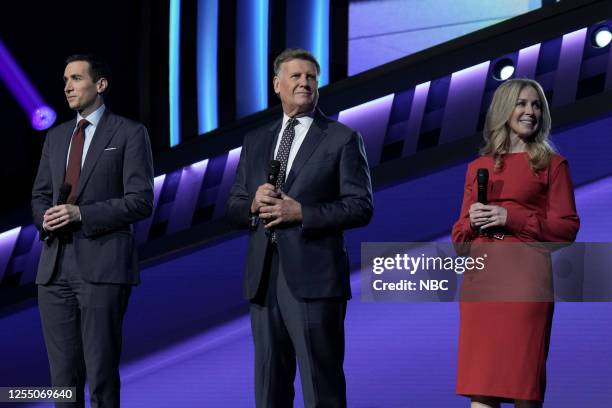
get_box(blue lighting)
[169,0,181,147]
[312,0,329,86]
[286,0,330,86]
[197,0,218,134]
[236,0,269,118]
[255,0,268,110]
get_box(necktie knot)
[286,118,298,130]
[78,119,90,131]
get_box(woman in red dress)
[452,79,579,407]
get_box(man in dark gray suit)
[31,54,153,407]
[227,48,373,408]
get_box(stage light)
[31,106,57,131]
[197,0,218,134]
[236,0,269,119]
[591,26,612,48]
[492,58,515,81]
[0,40,57,130]
[169,0,181,147]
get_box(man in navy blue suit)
[32,54,153,407]
[227,48,373,407]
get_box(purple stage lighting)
[0,39,57,130]
[30,105,57,130]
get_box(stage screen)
[349,0,547,75]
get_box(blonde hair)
[480,78,555,171]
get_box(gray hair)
[273,48,320,76]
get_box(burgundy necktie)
[64,119,90,204]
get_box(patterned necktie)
[274,118,299,190]
[271,118,298,242]
[64,119,90,204]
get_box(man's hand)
[469,203,507,230]
[259,192,302,228]
[43,204,81,231]
[251,183,280,214]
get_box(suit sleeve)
[79,125,154,237]
[452,164,479,243]
[226,133,253,229]
[301,131,373,231]
[31,132,53,240]
[504,159,580,242]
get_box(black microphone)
[267,160,281,188]
[259,160,282,230]
[477,168,488,204]
[57,182,72,205]
[251,161,282,230]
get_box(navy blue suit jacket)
[226,110,373,300]
[31,110,154,285]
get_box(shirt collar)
[77,104,106,128]
[282,110,315,129]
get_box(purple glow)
[167,160,209,234]
[30,105,57,130]
[0,40,57,130]
[402,81,430,155]
[135,175,167,244]
[553,28,587,107]
[338,94,395,166]
[213,148,242,219]
[575,176,612,242]
[0,227,21,283]
[439,61,490,143]
[516,43,541,79]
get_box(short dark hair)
[65,54,111,85]
[273,48,320,76]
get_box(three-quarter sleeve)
[452,164,479,243]
[504,158,579,242]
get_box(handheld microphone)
[267,160,281,188]
[477,168,489,204]
[57,182,72,205]
[259,160,282,230]
[251,161,282,230]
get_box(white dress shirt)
[66,104,106,168]
[273,112,314,177]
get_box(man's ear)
[273,76,280,95]
[97,78,108,94]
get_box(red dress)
[452,153,579,401]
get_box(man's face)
[63,61,106,117]
[273,58,318,117]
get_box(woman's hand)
[469,203,507,230]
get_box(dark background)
[0,0,166,229]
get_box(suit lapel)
[53,120,77,193]
[283,110,327,192]
[262,119,282,177]
[75,110,116,201]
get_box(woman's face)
[508,86,542,140]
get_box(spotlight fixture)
[31,106,57,131]
[492,58,515,81]
[0,39,57,130]
[591,25,612,48]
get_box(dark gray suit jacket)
[226,110,373,300]
[31,109,154,285]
